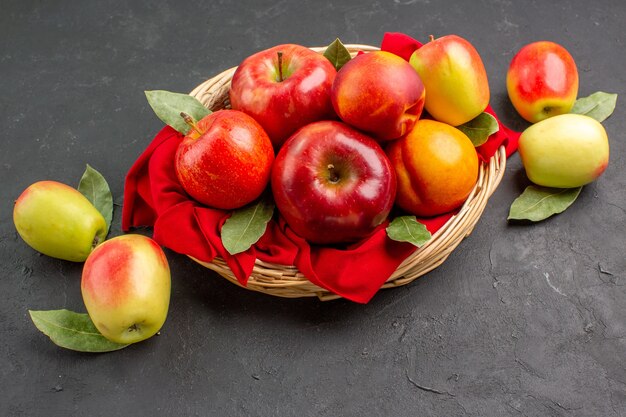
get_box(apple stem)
[180,112,204,135]
[277,51,284,82]
[429,34,435,42]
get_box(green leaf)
[323,38,352,71]
[386,216,432,247]
[78,164,113,234]
[29,310,129,353]
[221,197,275,255]
[145,90,211,134]
[456,112,500,147]
[570,91,618,122]
[508,185,582,222]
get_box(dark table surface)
[2,1,625,416]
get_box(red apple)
[81,234,171,344]
[271,120,396,245]
[175,110,274,210]
[229,44,337,147]
[507,41,579,123]
[409,35,490,126]
[331,51,425,141]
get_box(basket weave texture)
[188,44,506,301]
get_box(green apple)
[518,114,609,188]
[13,181,107,262]
[409,34,490,126]
[81,234,171,344]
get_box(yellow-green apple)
[175,109,274,210]
[387,119,479,217]
[81,234,171,344]
[13,181,107,262]
[229,44,337,147]
[518,114,608,188]
[271,120,396,244]
[331,51,425,141]
[409,35,490,126]
[507,41,578,123]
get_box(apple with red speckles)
[271,120,396,244]
[507,41,579,123]
[229,43,337,147]
[175,109,274,210]
[81,234,171,344]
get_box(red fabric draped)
[122,32,520,303]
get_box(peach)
[331,51,425,141]
[386,119,479,217]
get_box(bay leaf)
[386,216,432,247]
[78,164,113,234]
[570,91,618,122]
[457,112,500,147]
[29,309,129,353]
[323,38,352,71]
[221,197,275,255]
[508,185,582,222]
[145,90,211,134]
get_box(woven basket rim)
[187,44,507,301]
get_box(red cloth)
[381,32,423,60]
[122,32,520,303]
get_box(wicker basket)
[187,44,507,301]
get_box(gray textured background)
[1,0,625,416]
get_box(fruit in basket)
[229,43,337,147]
[518,114,608,187]
[175,110,274,210]
[81,234,171,344]
[387,119,479,217]
[409,35,490,126]
[13,181,107,262]
[331,50,425,141]
[271,120,396,244]
[507,41,579,123]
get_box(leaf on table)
[456,112,500,147]
[508,185,582,222]
[323,38,352,71]
[386,216,432,247]
[78,164,113,234]
[570,91,618,122]
[221,197,275,255]
[145,90,211,134]
[29,309,129,353]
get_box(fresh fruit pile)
[162,36,495,251]
[506,41,616,221]
[14,33,617,352]
[16,166,171,352]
